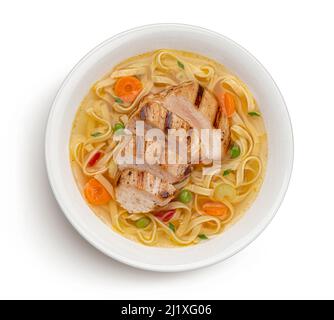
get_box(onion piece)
[213,183,236,201]
[108,159,118,180]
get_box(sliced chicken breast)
[115,169,176,213]
[198,90,219,125]
[128,101,190,132]
[214,104,230,153]
[127,81,230,158]
[118,139,191,183]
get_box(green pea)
[135,217,150,229]
[223,169,232,176]
[230,144,240,159]
[178,189,193,204]
[113,123,125,132]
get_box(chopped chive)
[168,222,176,232]
[91,132,102,137]
[113,123,125,132]
[113,96,124,104]
[198,234,208,240]
[248,111,261,117]
[177,60,185,69]
[223,169,232,176]
[135,217,150,229]
[230,144,241,159]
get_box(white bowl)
[45,24,293,272]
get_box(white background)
[0,0,333,300]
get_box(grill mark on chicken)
[160,191,170,198]
[214,108,222,129]
[138,171,144,189]
[165,111,173,131]
[194,84,204,107]
[184,165,192,176]
[139,105,147,120]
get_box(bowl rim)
[45,23,294,272]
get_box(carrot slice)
[202,201,229,217]
[218,92,235,117]
[84,178,111,205]
[114,76,142,103]
[224,92,236,117]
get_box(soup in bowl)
[46,24,293,271]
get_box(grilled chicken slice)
[128,101,190,132]
[214,102,230,153]
[195,86,230,155]
[127,81,200,132]
[119,163,191,184]
[172,80,199,105]
[115,169,176,213]
[118,139,191,183]
[198,90,219,125]
[127,81,230,157]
